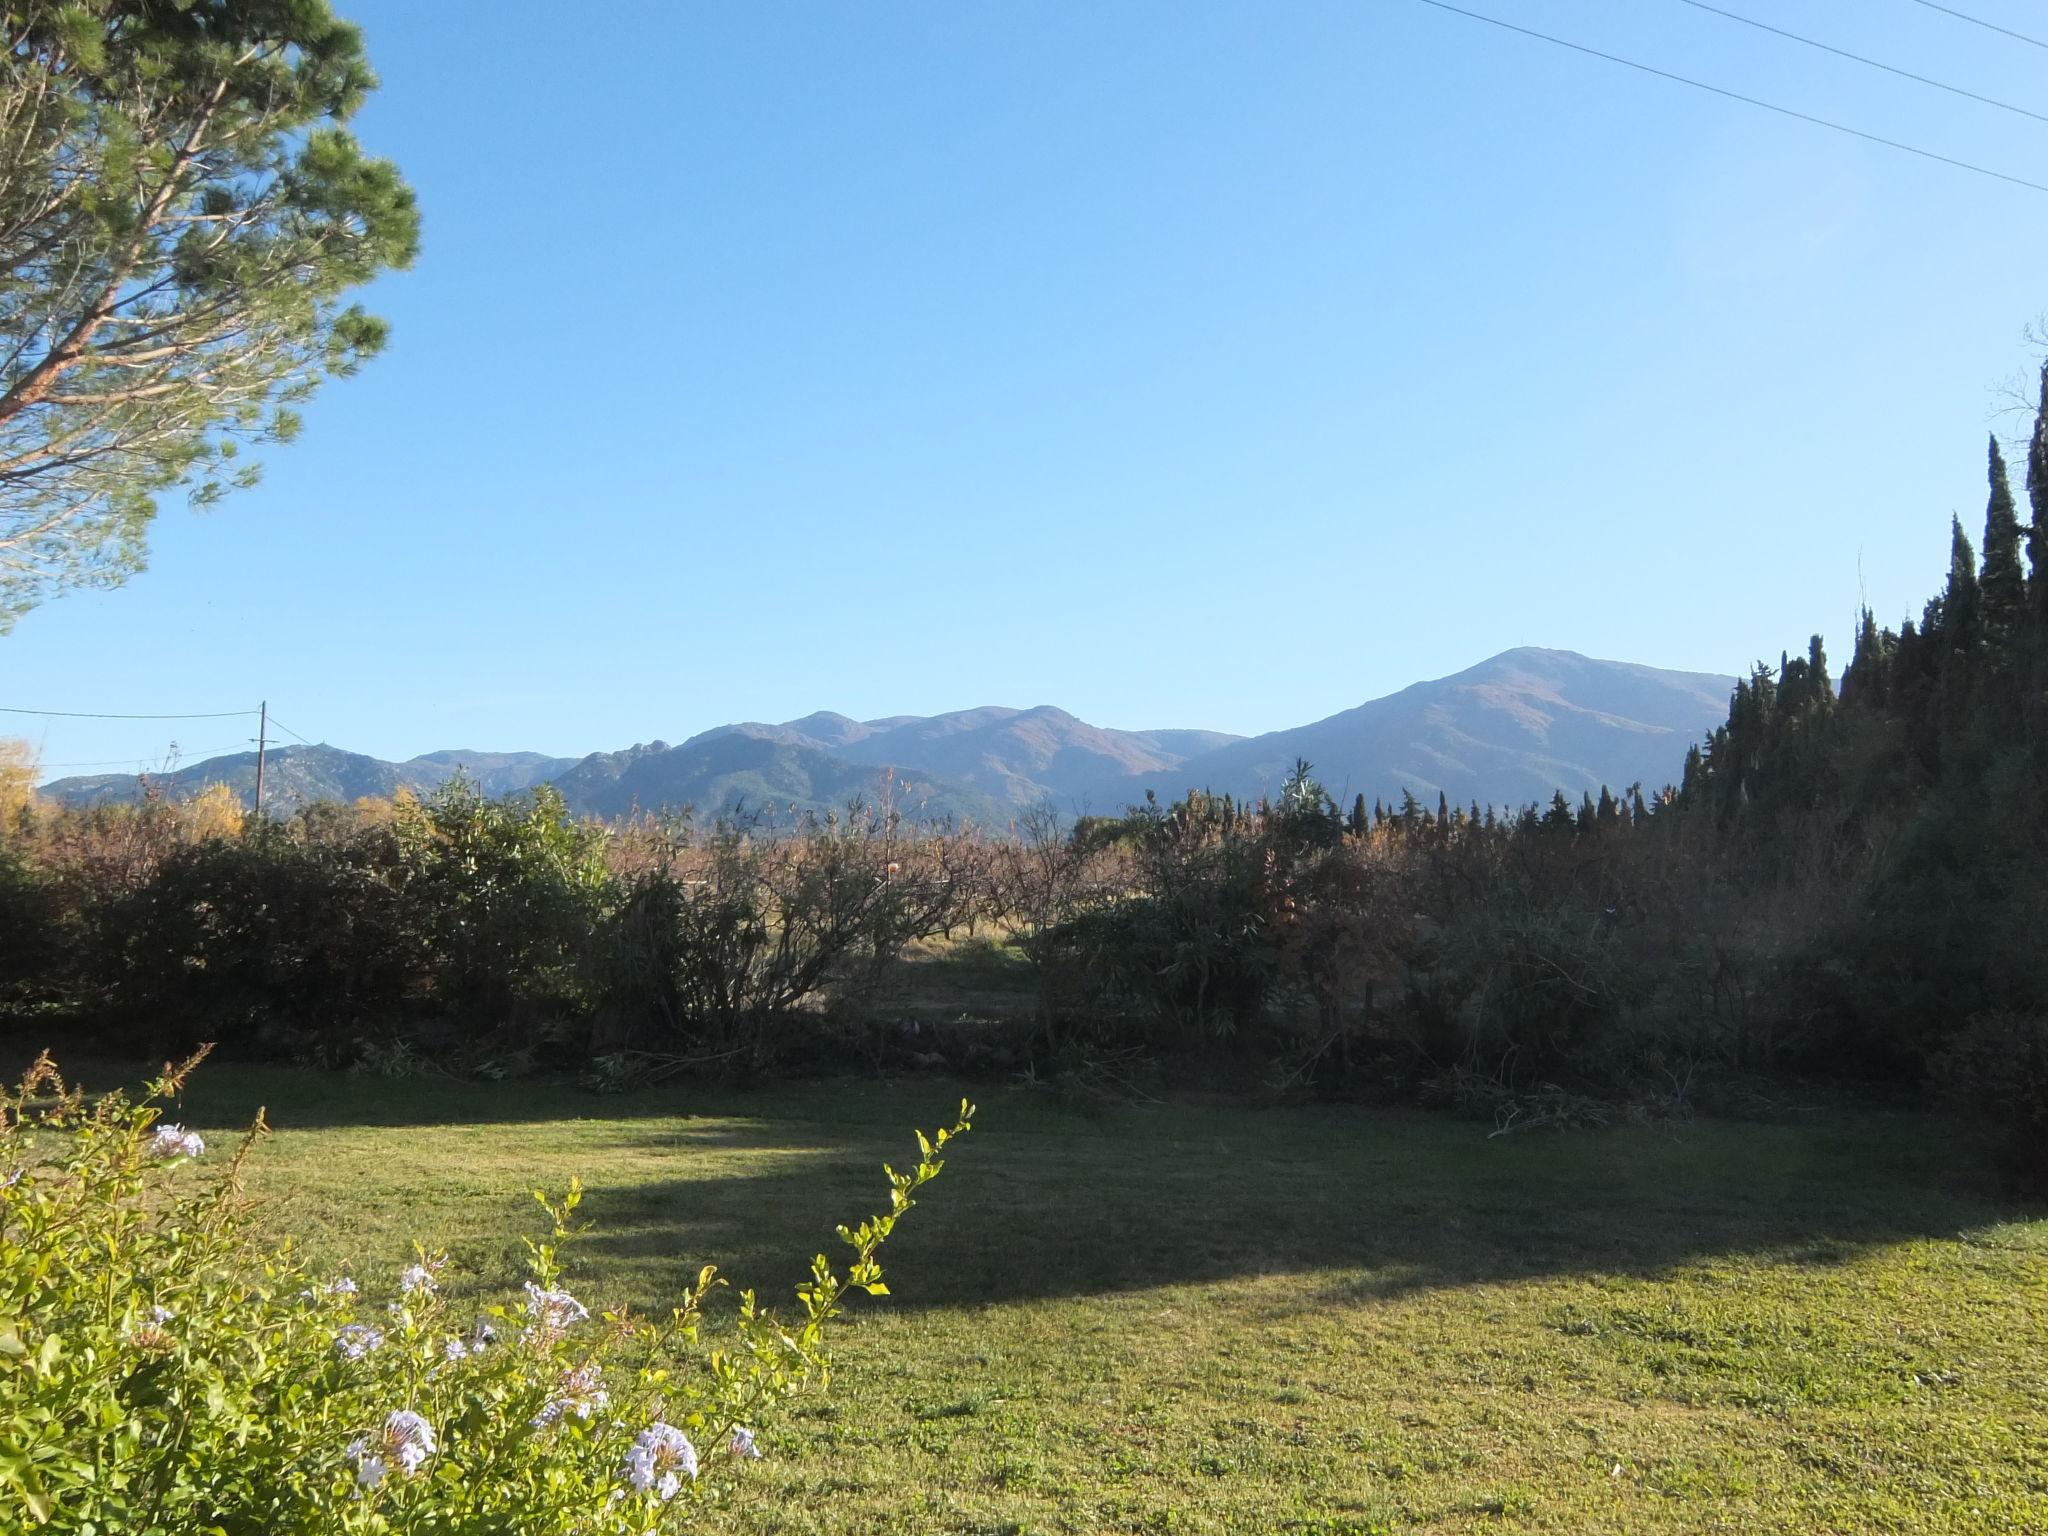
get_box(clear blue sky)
[11,0,2048,774]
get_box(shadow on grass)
[559,1094,2044,1316]
[69,1059,2043,1313]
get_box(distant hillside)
[40,746,577,811]
[695,707,1246,805]
[545,734,1015,825]
[37,649,1736,821]
[1117,649,1733,810]
[402,750,581,796]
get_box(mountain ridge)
[37,649,1738,821]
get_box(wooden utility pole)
[253,700,268,818]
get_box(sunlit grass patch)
[146,1065,2048,1535]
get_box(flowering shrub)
[0,1050,973,1532]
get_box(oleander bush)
[0,1050,972,1533]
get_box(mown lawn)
[132,1064,2048,1535]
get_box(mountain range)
[39,648,1737,823]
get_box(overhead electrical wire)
[0,704,257,720]
[1677,0,2048,124]
[1907,0,2048,53]
[1410,0,2048,195]
[36,742,256,770]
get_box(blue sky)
[11,0,2048,774]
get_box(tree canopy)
[0,0,418,629]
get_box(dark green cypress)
[1944,515,1981,658]
[1981,437,2026,659]
[2027,362,2048,636]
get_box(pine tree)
[0,1,419,631]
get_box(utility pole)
[253,700,268,819]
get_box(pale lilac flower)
[468,1318,497,1352]
[2,1168,22,1190]
[441,1337,469,1362]
[399,1263,437,1296]
[146,1123,205,1160]
[729,1426,761,1460]
[384,1410,436,1476]
[300,1276,359,1304]
[345,1438,386,1490]
[347,1410,436,1488]
[333,1323,385,1361]
[522,1281,590,1336]
[623,1422,698,1501]
[531,1362,609,1427]
[148,1303,174,1324]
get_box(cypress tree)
[1842,607,1886,708]
[1943,515,1981,659]
[2027,362,2048,638]
[1806,634,1832,704]
[1980,436,2026,658]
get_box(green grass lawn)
[130,1064,2048,1535]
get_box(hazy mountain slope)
[543,735,1014,825]
[400,750,581,796]
[1125,728,1245,761]
[1119,649,1734,811]
[831,706,1243,803]
[41,745,579,811]
[689,706,1249,805]
[43,745,410,811]
[37,650,1734,821]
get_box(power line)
[264,715,316,746]
[1678,0,2048,124]
[37,741,257,770]
[1907,0,2048,53]
[0,704,257,720]
[1411,0,2048,195]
